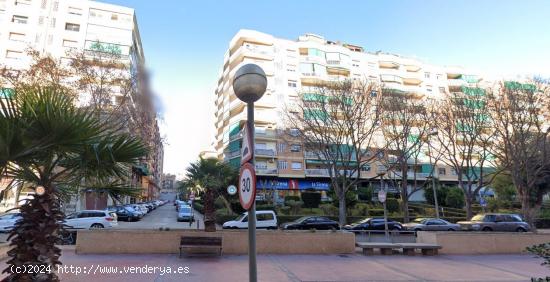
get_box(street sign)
[378,190,387,203]
[239,163,256,210]
[241,126,253,165]
[227,185,237,195]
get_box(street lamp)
[233,64,266,282]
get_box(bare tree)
[379,90,431,222]
[284,80,383,226]
[431,85,497,219]
[490,80,550,228]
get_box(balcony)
[255,129,278,139]
[380,74,403,84]
[305,169,330,176]
[304,151,326,159]
[255,149,276,157]
[255,168,278,175]
[223,150,240,161]
[447,79,467,90]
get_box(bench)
[356,242,401,255]
[179,236,222,258]
[399,243,441,256]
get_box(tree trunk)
[4,185,63,281]
[203,189,216,232]
[338,193,346,227]
[220,195,233,214]
[401,165,410,223]
[465,194,473,220]
[519,187,540,231]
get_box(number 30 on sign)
[239,163,256,210]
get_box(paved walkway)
[1,247,548,281]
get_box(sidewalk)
[1,246,547,281]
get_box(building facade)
[213,30,498,203]
[0,0,163,212]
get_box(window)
[290,128,300,137]
[68,7,83,16]
[438,168,446,175]
[277,143,286,153]
[450,168,457,175]
[53,1,58,11]
[111,13,118,20]
[255,161,267,170]
[41,0,47,8]
[361,164,371,172]
[5,50,23,59]
[287,80,297,88]
[65,23,80,32]
[277,160,288,170]
[290,144,301,152]
[370,90,377,97]
[9,32,25,41]
[427,87,433,92]
[424,72,431,79]
[12,15,28,24]
[50,17,56,28]
[439,87,445,93]
[291,162,302,170]
[257,213,274,221]
[47,34,53,45]
[38,16,44,25]
[62,39,78,48]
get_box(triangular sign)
[241,126,253,165]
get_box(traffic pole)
[247,102,257,282]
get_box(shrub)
[286,200,303,215]
[424,185,449,207]
[357,186,373,202]
[319,203,338,216]
[385,198,400,213]
[256,204,275,211]
[368,209,385,216]
[526,243,550,269]
[284,195,300,204]
[445,188,465,209]
[301,191,321,208]
[193,202,204,214]
[352,203,369,216]
[329,189,358,211]
[279,206,291,215]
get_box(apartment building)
[213,30,498,203]
[0,0,163,211]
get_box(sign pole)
[246,102,257,282]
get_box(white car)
[64,210,117,230]
[222,210,278,229]
[0,213,22,233]
[128,205,147,216]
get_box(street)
[114,203,206,230]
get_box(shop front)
[256,177,330,204]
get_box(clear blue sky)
[103,0,550,176]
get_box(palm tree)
[184,158,237,232]
[0,87,147,281]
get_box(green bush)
[301,191,322,208]
[424,185,448,207]
[445,188,465,209]
[385,198,400,213]
[279,206,291,215]
[193,202,204,214]
[357,186,373,202]
[368,209,385,216]
[329,189,358,211]
[287,200,303,215]
[215,208,235,217]
[319,203,338,216]
[256,204,276,211]
[284,195,300,204]
[352,203,369,216]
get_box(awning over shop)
[256,178,330,191]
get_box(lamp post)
[378,172,389,240]
[233,64,267,282]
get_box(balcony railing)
[255,129,278,138]
[255,149,276,157]
[305,169,330,176]
[224,150,240,161]
[256,168,278,175]
[304,151,326,159]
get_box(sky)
[103,0,550,178]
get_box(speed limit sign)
[239,163,256,210]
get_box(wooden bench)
[179,236,222,258]
[356,242,401,255]
[398,243,442,256]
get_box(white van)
[222,210,277,229]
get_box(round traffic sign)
[378,190,387,203]
[227,185,237,195]
[239,163,256,210]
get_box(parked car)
[222,210,278,229]
[403,218,459,231]
[281,216,339,230]
[128,204,147,217]
[176,202,190,211]
[177,206,194,222]
[458,213,530,232]
[343,218,403,231]
[0,213,22,233]
[64,210,117,229]
[138,202,154,212]
[106,206,141,222]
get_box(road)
[115,203,206,230]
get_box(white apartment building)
[213,29,493,202]
[0,0,162,212]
